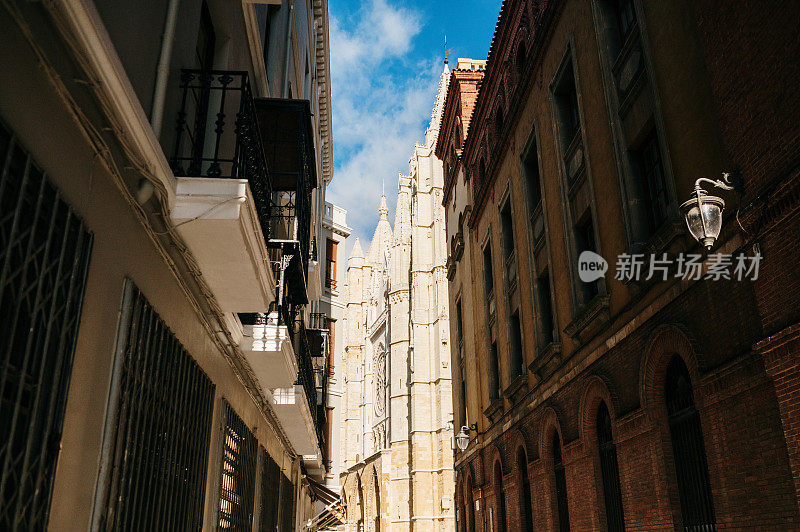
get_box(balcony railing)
[170,70,273,242]
[296,323,326,453]
[255,99,317,308]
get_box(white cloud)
[326,0,442,255]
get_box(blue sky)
[325,0,501,254]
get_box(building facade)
[0,0,344,529]
[319,201,352,485]
[438,0,800,531]
[339,66,456,531]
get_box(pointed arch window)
[597,402,625,531]
[493,461,507,532]
[553,433,570,531]
[517,447,534,532]
[665,356,716,529]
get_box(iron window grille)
[97,282,215,530]
[666,357,716,531]
[597,402,625,532]
[553,433,571,532]
[218,401,258,531]
[258,447,280,532]
[517,449,534,532]
[0,123,93,530]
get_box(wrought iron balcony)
[306,312,329,366]
[296,322,326,453]
[255,98,317,309]
[170,70,272,242]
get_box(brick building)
[437,0,800,530]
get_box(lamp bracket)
[694,170,743,194]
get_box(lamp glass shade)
[455,427,469,451]
[680,192,724,249]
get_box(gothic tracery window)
[374,347,387,417]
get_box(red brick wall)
[455,314,800,529]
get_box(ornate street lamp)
[680,172,741,250]
[455,424,477,451]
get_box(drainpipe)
[150,0,181,139]
[282,0,295,98]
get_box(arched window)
[597,401,625,531]
[552,432,570,531]
[466,476,476,532]
[517,447,534,532]
[665,356,716,529]
[493,461,507,532]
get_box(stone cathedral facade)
[339,66,455,531]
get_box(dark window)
[537,271,555,345]
[634,131,669,235]
[325,238,337,290]
[516,41,527,76]
[523,139,542,211]
[575,214,599,302]
[259,447,280,532]
[218,401,258,530]
[500,201,515,262]
[483,242,495,299]
[479,158,486,185]
[517,448,534,532]
[616,0,636,41]
[456,299,467,427]
[494,462,507,532]
[0,125,93,529]
[196,1,216,70]
[190,1,217,169]
[99,283,215,530]
[278,473,295,532]
[495,108,505,140]
[456,300,464,349]
[459,371,468,428]
[488,342,500,401]
[553,432,570,532]
[597,402,625,531]
[554,61,581,151]
[666,356,716,530]
[509,311,524,378]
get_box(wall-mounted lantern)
[679,171,742,250]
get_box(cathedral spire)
[349,237,364,259]
[379,194,389,220]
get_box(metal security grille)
[218,401,257,530]
[553,433,570,532]
[258,446,280,532]
[278,473,294,532]
[597,402,625,532]
[666,357,716,531]
[99,283,215,530]
[0,123,93,530]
